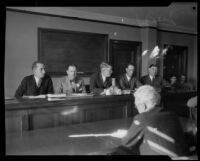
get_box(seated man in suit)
[179,74,193,91]
[169,75,180,91]
[110,85,189,157]
[90,62,113,94]
[140,64,169,93]
[15,61,54,98]
[118,63,141,93]
[55,64,86,95]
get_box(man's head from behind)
[66,64,77,80]
[134,85,160,113]
[125,63,134,77]
[148,64,158,77]
[32,61,46,79]
[100,62,112,77]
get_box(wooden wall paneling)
[38,28,108,76]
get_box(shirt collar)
[66,75,76,82]
[149,75,154,81]
[126,74,131,81]
[34,76,40,83]
[101,73,106,82]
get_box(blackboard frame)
[38,28,108,76]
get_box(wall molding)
[6,7,197,36]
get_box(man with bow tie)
[15,61,54,98]
[55,64,86,95]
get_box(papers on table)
[47,93,93,98]
[70,93,93,97]
[46,94,67,101]
[47,94,66,98]
[122,90,135,95]
[46,93,93,101]
[47,97,67,101]
[22,95,46,99]
[21,93,93,101]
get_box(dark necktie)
[70,80,76,92]
[103,78,107,87]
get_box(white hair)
[134,85,160,111]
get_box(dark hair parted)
[32,61,44,70]
[148,64,157,68]
[66,64,77,70]
[125,63,134,69]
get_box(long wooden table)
[6,117,193,156]
[5,95,136,133]
[5,90,196,133]
[5,91,197,156]
[6,118,133,155]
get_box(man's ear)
[144,104,148,111]
[137,103,146,113]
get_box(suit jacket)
[118,74,142,90]
[15,74,54,98]
[140,75,168,92]
[90,72,112,94]
[169,82,180,91]
[55,76,85,94]
[179,82,193,91]
[121,107,189,157]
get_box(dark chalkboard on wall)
[38,28,108,76]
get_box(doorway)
[163,44,188,82]
[110,40,142,79]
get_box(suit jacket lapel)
[32,75,37,89]
[104,78,109,88]
[148,75,153,84]
[65,76,73,92]
[99,73,105,88]
[130,77,135,89]
[31,75,38,95]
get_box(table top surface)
[6,118,133,155]
[5,94,134,111]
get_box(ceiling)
[66,2,197,31]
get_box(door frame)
[163,44,188,81]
